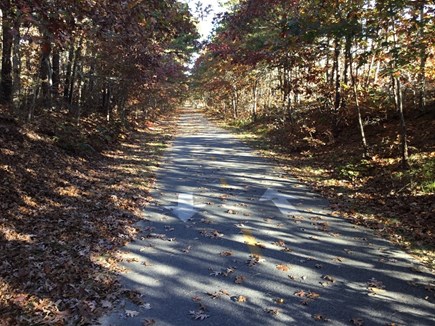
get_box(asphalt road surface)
[100,108,435,326]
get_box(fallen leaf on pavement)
[142,303,151,310]
[294,290,306,297]
[313,314,329,322]
[265,308,280,315]
[125,310,140,317]
[351,317,364,325]
[276,264,290,272]
[272,240,286,247]
[236,295,247,303]
[367,278,385,289]
[189,310,210,320]
[223,267,236,276]
[247,254,263,267]
[235,275,246,284]
[207,289,230,299]
[322,275,336,283]
[143,320,156,326]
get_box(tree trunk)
[64,42,74,100]
[39,38,52,106]
[52,47,60,96]
[12,18,21,104]
[417,2,427,111]
[333,37,341,112]
[252,79,258,121]
[232,87,238,119]
[391,14,409,168]
[68,39,82,105]
[0,0,13,105]
[350,49,369,158]
[392,76,409,167]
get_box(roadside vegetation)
[191,0,435,268]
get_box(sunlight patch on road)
[242,228,262,257]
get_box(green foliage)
[413,157,435,193]
[336,160,372,181]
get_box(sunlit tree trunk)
[417,1,427,111]
[252,79,258,121]
[390,14,409,168]
[349,47,369,158]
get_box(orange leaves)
[235,295,247,303]
[276,264,290,272]
[294,290,321,305]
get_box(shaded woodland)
[0,0,197,124]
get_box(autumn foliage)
[191,0,435,263]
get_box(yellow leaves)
[235,275,246,284]
[236,295,247,303]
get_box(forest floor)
[214,107,435,270]
[0,106,177,324]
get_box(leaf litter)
[0,112,177,324]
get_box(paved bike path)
[100,109,434,325]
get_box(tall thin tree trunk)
[325,37,331,84]
[350,49,369,158]
[68,39,82,105]
[64,42,74,100]
[391,14,409,168]
[52,47,60,97]
[333,37,341,112]
[417,2,427,111]
[0,0,13,105]
[392,76,409,167]
[12,18,21,104]
[252,79,258,121]
[39,38,52,106]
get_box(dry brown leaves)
[0,110,177,324]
